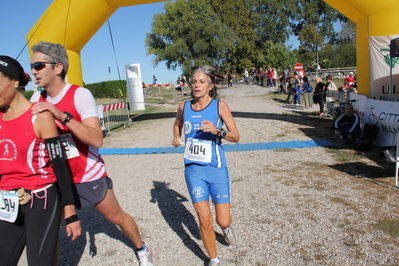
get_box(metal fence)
[99,102,133,136]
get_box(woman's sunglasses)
[30,62,57,71]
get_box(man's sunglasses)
[30,62,57,71]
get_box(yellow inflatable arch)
[324,0,399,97]
[26,0,166,86]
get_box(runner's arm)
[172,102,184,147]
[219,100,240,143]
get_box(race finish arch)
[323,0,399,98]
[26,0,167,86]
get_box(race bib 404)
[183,138,212,163]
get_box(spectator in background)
[300,76,312,109]
[268,67,275,88]
[243,68,249,84]
[326,75,337,91]
[293,74,301,105]
[259,67,265,86]
[285,72,295,103]
[344,72,355,89]
[313,77,326,116]
[273,68,278,89]
[175,77,182,93]
[334,104,361,143]
[152,75,157,84]
[250,66,258,85]
[278,69,285,93]
[227,73,233,87]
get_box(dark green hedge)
[85,80,128,99]
[24,80,128,100]
[23,90,35,100]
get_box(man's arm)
[60,114,103,148]
[348,113,361,134]
[31,87,103,148]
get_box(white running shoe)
[208,258,221,265]
[137,243,154,266]
[222,227,236,245]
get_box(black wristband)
[62,111,73,125]
[65,214,79,225]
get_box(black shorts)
[74,176,113,209]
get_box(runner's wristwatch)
[62,111,73,125]
[217,127,227,138]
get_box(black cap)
[0,55,25,83]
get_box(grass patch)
[327,149,364,163]
[273,148,296,152]
[373,219,399,238]
[330,196,350,206]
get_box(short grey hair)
[32,41,69,80]
[190,66,224,99]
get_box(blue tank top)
[182,99,225,168]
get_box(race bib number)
[60,133,79,159]
[183,138,212,163]
[0,191,19,223]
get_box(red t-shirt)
[0,105,56,190]
[344,76,355,84]
[38,85,107,184]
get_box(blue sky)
[1,0,181,89]
[1,1,303,91]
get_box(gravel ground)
[19,84,398,266]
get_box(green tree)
[145,0,234,76]
[145,0,350,75]
[298,24,324,69]
[209,0,257,74]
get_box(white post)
[125,63,145,111]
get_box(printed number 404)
[189,144,206,155]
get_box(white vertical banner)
[369,35,399,99]
[125,63,145,111]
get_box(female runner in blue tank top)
[172,66,240,266]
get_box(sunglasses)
[30,62,57,71]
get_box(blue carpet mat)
[99,139,334,155]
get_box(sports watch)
[62,111,73,125]
[217,127,227,138]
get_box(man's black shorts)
[74,176,113,209]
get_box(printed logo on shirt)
[183,121,192,134]
[0,139,17,161]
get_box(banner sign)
[350,93,399,147]
[369,35,399,99]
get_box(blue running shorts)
[185,164,231,204]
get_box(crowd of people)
[242,66,284,89]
